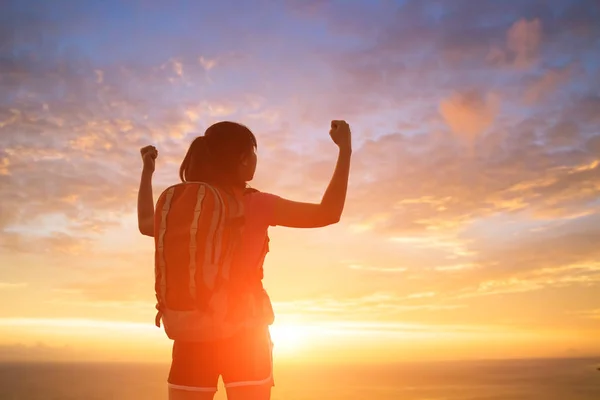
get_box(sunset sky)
[1,0,599,364]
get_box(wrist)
[141,167,154,176]
[339,145,352,155]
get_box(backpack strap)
[197,185,225,297]
[187,184,208,303]
[154,186,176,327]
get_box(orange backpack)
[153,182,260,341]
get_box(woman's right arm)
[137,146,157,237]
[271,120,352,228]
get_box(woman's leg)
[169,387,216,400]
[168,341,220,400]
[225,384,271,400]
[221,325,274,400]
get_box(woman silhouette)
[137,120,352,400]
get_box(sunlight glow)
[0,316,597,363]
[269,324,312,354]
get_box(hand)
[329,120,352,152]
[140,145,158,173]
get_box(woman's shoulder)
[244,187,260,195]
[244,188,280,226]
[244,187,279,197]
[244,188,280,203]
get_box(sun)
[269,323,314,355]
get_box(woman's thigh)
[221,326,274,400]
[225,384,271,400]
[168,341,220,398]
[168,387,216,400]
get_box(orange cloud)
[59,275,150,303]
[0,282,28,289]
[573,309,600,320]
[348,264,408,273]
[273,292,464,320]
[0,157,9,175]
[0,231,92,256]
[458,261,600,299]
[486,18,543,69]
[439,90,500,143]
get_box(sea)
[0,357,598,400]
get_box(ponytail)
[179,136,211,182]
[178,150,191,182]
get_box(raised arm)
[272,120,352,228]
[137,145,157,237]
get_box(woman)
[137,120,352,400]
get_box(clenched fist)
[329,120,352,152]
[140,145,158,173]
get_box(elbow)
[317,205,343,227]
[138,225,154,237]
[138,216,155,237]
[322,213,341,226]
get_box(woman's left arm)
[137,146,157,237]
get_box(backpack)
[153,182,264,342]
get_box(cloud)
[457,261,600,299]
[434,263,478,272]
[273,292,464,321]
[58,275,150,303]
[545,121,580,147]
[198,56,217,71]
[573,309,600,320]
[439,90,500,142]
[0,342,85,362]
[0,231,93,255]
[348,264,408,273]
[442,214,600,297]
[480,219,600,274]
[407,292,436,299]
[0,282,28,289]
[0,318,168,362]
[268,1,599,249]
[524,65,575,104]
[0,32,279,238]
[507,18,543,69]
[0,0,599,343]
[343,102,600,235]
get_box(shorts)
[167,325,274,393]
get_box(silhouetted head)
[179,121,258,189]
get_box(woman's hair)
[179,121,257,188]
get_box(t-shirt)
[239,191,279,276]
